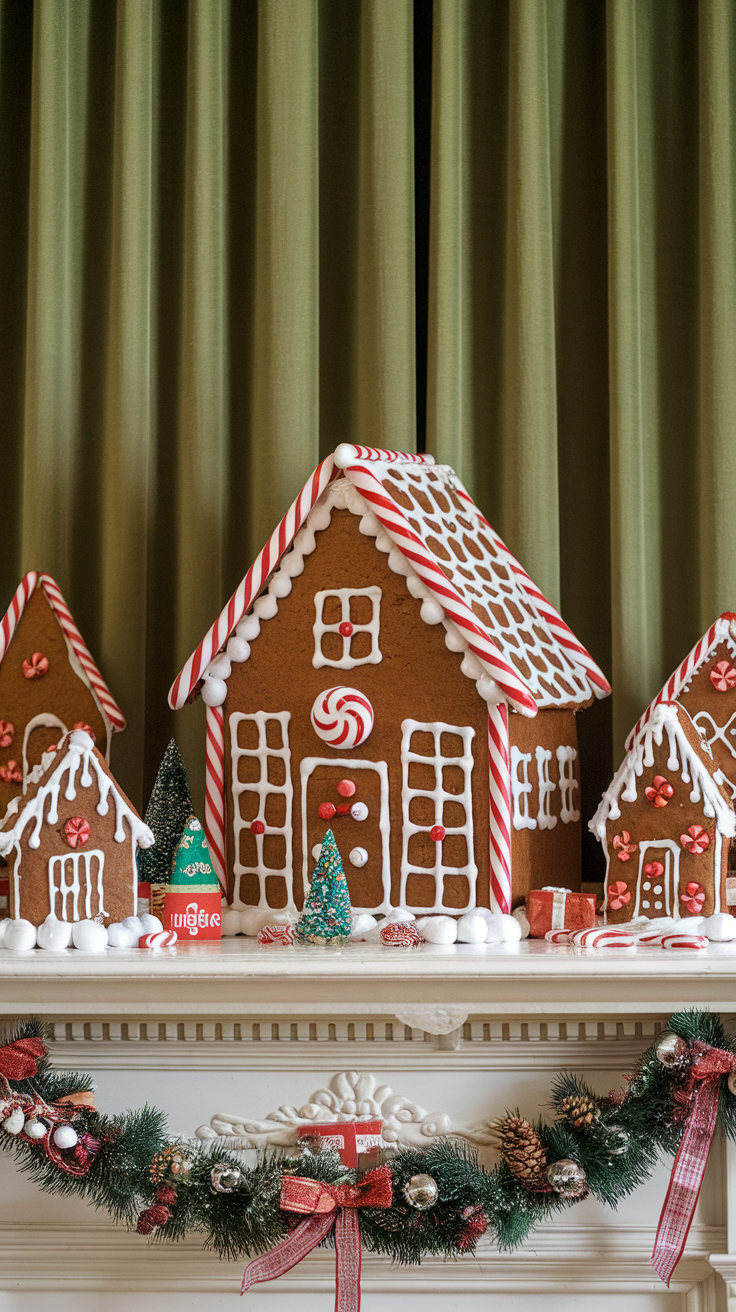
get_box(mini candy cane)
[545,929,574,945]
[379,923,424,947]
[661,933,708,951]
[138,931,178,949]
[257,924,296,946]
[571,927,636,949]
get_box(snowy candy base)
[4,920,37,951]
[37,917,73,951]
[415,916,457,945]
[703,912,736,942]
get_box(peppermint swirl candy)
[138,930,178,949]
[310,686,375,748]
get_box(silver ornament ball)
[654,1032,690,1070]
[403,1173,439,1210]
[605,1126,630,1157]
[546,1158,587,1199]
[53,1125,79,1149]
[210,1162,243,1194]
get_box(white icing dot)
[642,900,650,908]
[269,573,292,598]
[653,885,662,894]
[254,594,278,620]
[236,615,261,642]
[654,901,663,910]
[420,599,444,625]
[406,575,428,600]
[201,676,228,707]
[444,627,465,653]
[643,882,651,891]
[226,636,251,662]
[311,844,322,861]
[207,654,231,680]
[349,847,368,867]
[351,802,368,821]
[280,551,305,579]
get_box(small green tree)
[138,739,194,885]
[296,829,352,944]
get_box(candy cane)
[205,705,227,894]
[488,706,512,914]
[0,572,37,663]
[626,614,736,750]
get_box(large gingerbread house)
[0,729,152,927]
[0,572,125,815]
[170,446,610,916]
[590,702,735,922]
[626,613,736,799]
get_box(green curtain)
[1,0,734,879]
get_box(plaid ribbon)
[652,1041,736,1284]
[241,1166,392,1312]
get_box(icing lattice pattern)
[377,464,594,709]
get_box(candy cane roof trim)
[589,702,736,842]
[0,573,126,732]
[169,445,610,715]
[625,613,736,750]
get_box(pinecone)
[491,1116,548,1189]
[558,1092,601,1129]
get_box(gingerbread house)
[590,702,735,923]
[0,572,125,815]
[626,613,736,799]
[169,445,611,916]
[0,729,153,926]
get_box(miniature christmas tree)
[138,740,194,886]
[168,816,219,888]
[296,830,352,945]
[163,816,222,941]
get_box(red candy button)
[336,803,351,814]
[430,825,446,842]
[23,652,49,679]
[339,621,354,637]
[337,779,356,797]
[250,820,265,835]
[64,817,90,848]
[318,802,336,820]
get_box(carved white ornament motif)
[195,1069,496,1151]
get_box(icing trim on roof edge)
[625,614,736,750]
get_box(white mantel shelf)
[1,937,736,1017]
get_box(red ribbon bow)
[652,1040,736,1284]
[0,1036,46,1082]
[242,1166,393,1312]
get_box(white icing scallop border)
[199,478,506,711]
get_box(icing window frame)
[556,745,581,824]
[399,718,478,914]
[230,711,295,913]
[312,587,382,670]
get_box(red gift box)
[297,1120,383,1168]
[163,888,222,940]
[526,886,596,938]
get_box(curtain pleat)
[1,0,735,883]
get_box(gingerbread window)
[312,588,382,670]
[556,746,580,823]
[399,718,477,913]
[230,711,295,911]
[48,849,106,921]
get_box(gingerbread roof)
[0,729,152,857]
[625,613,736,750]
[169,446,610,717]
[590,702,736,843]
[0,573,126,732]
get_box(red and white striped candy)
[380,923,424,947]
[138,931,177,949]
[257,923,296,946]
[661,933,708,951]
[571,927,636,949]
[310,687,374,748]
[545,929,573,944]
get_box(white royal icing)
[230,711,295,913]
[399,719,477,914]
[312,587,382,669]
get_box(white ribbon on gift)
[541,886,568,930]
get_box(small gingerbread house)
[170,445,611,916]
[627,614,736,800]
[590,702,735,923]
[0,729,153,926]
[0,573,125,815]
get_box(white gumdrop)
[280,550,306,579]
[444,627,466,653]
[420,599,444,625]
[385,906,415,924]
[107,922,137,949]
[139,914,163,934]
[123,916,144,939]
[72,920,108,952]
[456,912,488,944]
[334,442,357,468]
[207,654,232,680]
[269,573,292,599]
[236,615,260,642]
[201,676,228,707]
[350,914,378,939]
[415,915,457,945]
[221,909,243,937]
[349,847,368,868]
[226,636,251,662]
[37,918,73,951]
[511,906,531,938]
[254,593,278,620]
[4,920,37,951]
[484,913,522,943]
[703,912,736,942]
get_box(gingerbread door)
[634,841,680,918]
[300,758,391,914]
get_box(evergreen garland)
[0,1011,734,1267]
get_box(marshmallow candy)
[4,920,37,951]
[456,913,488,944]
[415,916,458,945]
[36,917,73,951]
[703,912,736,942]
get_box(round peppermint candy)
[310,687,374,749]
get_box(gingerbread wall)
[224,508,491,912]
[508,709,583,906]
[677,641,736,794]
[0,588,107,815]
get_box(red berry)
[318,802,336,820]
[430,825,446,842]
[339,621,354,637]
[337,779,356,797]
[250,820,265,835]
